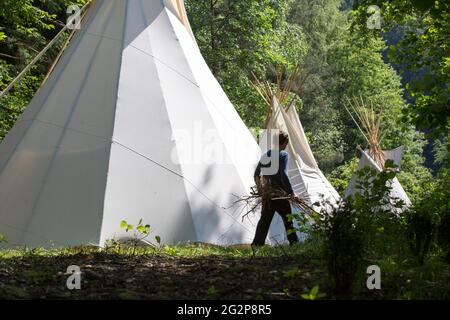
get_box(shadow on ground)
[0,248,325,300]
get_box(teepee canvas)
[343,96,411,212]
[0,0,276,247]
[345,147,411,211]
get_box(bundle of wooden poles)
[251,66,301,128]
[344,95,387,168]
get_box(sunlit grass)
[0,241,316,260]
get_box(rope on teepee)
[0,1,93,101]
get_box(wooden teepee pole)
[344,95,386,168]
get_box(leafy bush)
[327,157,359,195]
[313,160,405,297]
[318,200,368,298]
[405,209,438,265]
[406,167,449,264]
[438,211,450,262]
[434,169,450,262]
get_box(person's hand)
[254,176,263,194]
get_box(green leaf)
[155,236,161,244]
[207,286,218,295]
[283,267,299,279]
[120,220,128,229]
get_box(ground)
[0,244,326,300]
[0,243,449,300]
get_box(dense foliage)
[186,0,434,202]
[0,0,87,139]
[0,0,448,300]
[353,0,449,139]
[185,0,307,128]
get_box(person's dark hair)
[278,130,289,146]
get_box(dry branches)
[232,180,316,222]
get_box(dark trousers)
[252,199,299,246]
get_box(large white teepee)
[261,98,341,212]
[0,0,277,247]
[345,147,411,211]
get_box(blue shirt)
[254,149,294,195]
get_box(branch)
[230,184,317,223]
[0,53,20,60]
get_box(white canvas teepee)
[343,96,411,212]
[260,98,341,213]
[345,147,411,211]
[0,0,278,247]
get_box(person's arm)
[254,160,262,189]
[280,151,294,195]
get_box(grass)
[0,242,326,300]
[0,241,448,300]
[0,241,310,259]
[367,253,450,300]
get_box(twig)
[0,53,20,60]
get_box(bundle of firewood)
[232,180,316,222]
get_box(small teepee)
[343,96,411,211]
[253,68,341,213]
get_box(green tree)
[288,0,348,172]
[185,0,307,128]
[289,0,431,197]
[352,0,450,139]
[0,0,88,141]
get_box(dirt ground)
[0,251,325,300]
